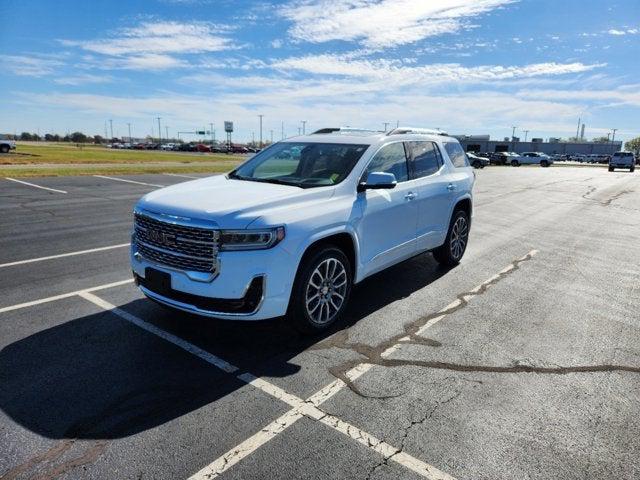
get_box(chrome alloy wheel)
[450,215,469,261]
[305,257,348,325]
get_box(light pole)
[165,126,169,141]
[258,114,264,147]
[109,119,113,140]
[127,123,132,142]
[281,121,284,140]
[383,122,389,132]
[523,130,530,142]
[209,123,215,144]
[270,129,273,144]
[511,126,517,141]
[301,120,307,135]
[611,128,618,144]
[156,117,162,143]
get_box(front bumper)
[131,243,296,320]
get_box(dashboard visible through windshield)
[230,142,369,188]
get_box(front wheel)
[540,160,549,167]
[287,246,352,334]
[433,209,470,267]
[511,160,519,167]
[631,166,635,173]
[608,167,614,172]
[472,160,481,169]
[0,145,9,154]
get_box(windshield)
[230,142,369,188]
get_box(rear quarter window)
[444,142,470,168]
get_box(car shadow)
[0,252,451,440]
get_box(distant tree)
[93,134,104,144]
[20,132,34,141]
[625,136,640,154]
[62,134,71,142]
[592,136,610,143]
[44,133,55,141]
[70,131,87,143]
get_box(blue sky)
[1,0,639,143]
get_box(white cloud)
[0,55,63,76]
[61,21,233,56]
[281,0,515,48]
[606,27,638,36]
[272,54,604,84]
[54,73,114,85]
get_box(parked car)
[130,127,475,332]
[160,143,175,151]
[609,151,635,172]
[0,139,16,154]
[467,152,489,169]
[513,152,553,167]
[490,151,519,165]
[569,154,586,162]
[195,143,211,153]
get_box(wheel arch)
[295,229,359,284]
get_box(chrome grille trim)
[133,209,219,274]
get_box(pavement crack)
[314,251,540,397]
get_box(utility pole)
[270,130,273,143]
[511,126,517,140]
[383,122,389,132]
[258,114,264,147]
[251,132,255,145]
[165,126,169,141]
[297,127,301,135]
[127,123,132,142]
[611,128,618,144]
[109,119,113,140]
[209,123,215,144]
[576,117,581,141]
[281,121,284,140]
[301,120,307,135]
[523,130,530,142]
[104,122,108,140]
[156,117,162,143]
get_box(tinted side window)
[406,141,442,178]
[365,142,408,182]
[444,141,470,168]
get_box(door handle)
[447,183,456,191]
[404,192,416,200]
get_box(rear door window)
[365,142,409,182]
[444,142,470,168]
[405,141,442,178]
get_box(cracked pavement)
[1,167,639,479]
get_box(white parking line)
[0,243,130,268]
[93,175,165,188]
[163,173,200,179]
[0,279,133,314]
[77,290,456,480]
[5,177,67,194]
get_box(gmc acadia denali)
[131,127,475,332]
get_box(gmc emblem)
[147,229,176,246]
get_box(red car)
[195,144,211,153]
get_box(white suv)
[131,127,475,332]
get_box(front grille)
[134,212,219,273]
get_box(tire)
[608,167,614,172]
[433,209,470,268]
[286,246,352,334]
[631,166,635,173]
[540,160,549,167]
[472,160,481,169]
[0,144,9,154]
[511,160,519,167]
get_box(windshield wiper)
[228,172,301,187]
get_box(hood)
[136,175,335,229]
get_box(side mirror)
[357,171,397,192]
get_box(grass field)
[0,142,246,176]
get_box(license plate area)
[145,268,172,296]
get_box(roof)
[282,126,456,145]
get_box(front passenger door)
[356,142,418,278]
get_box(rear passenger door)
[405,141,452,251]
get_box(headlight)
[219,226,285,251]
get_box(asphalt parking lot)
[1,167,639,480]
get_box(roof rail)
[387,127,449,136]
[311,127,381,135]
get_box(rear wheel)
[609,166,614,172]
[540,160,549,167]
[433,209,470,267]
[0,145,9,154]
[287,246,352,334]
[631,166,635,172]
[511,160,519,167]
[472,160,481,169]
